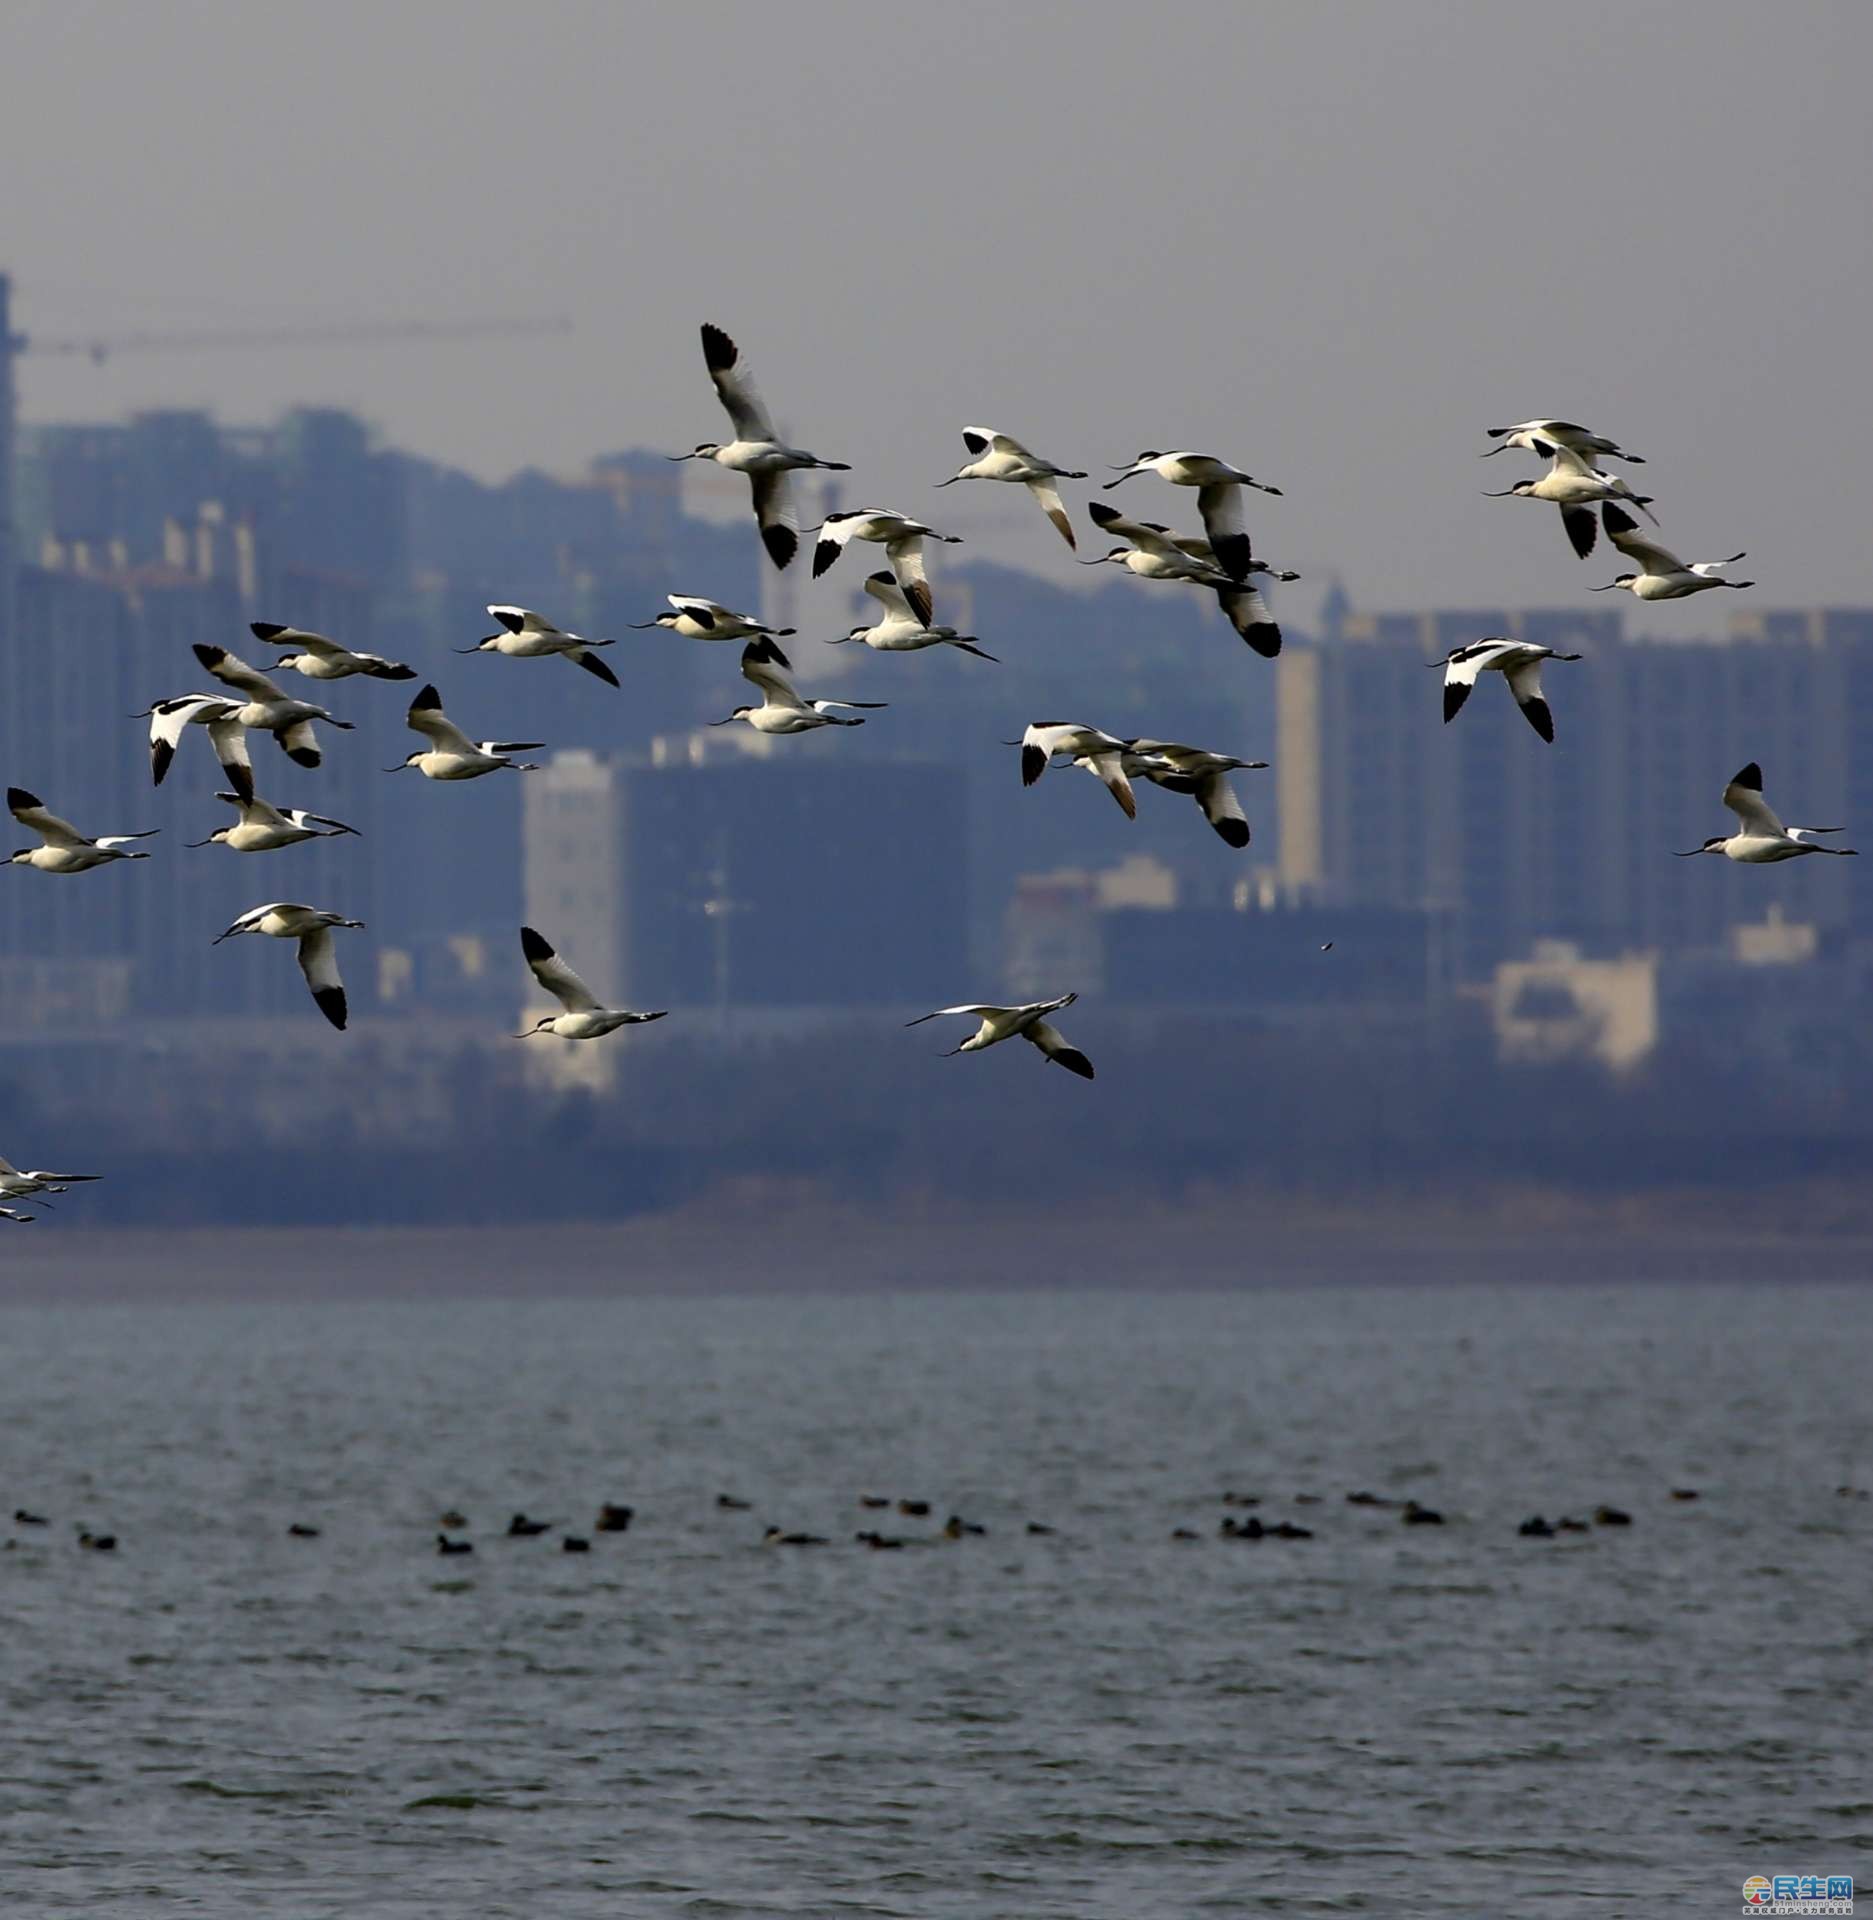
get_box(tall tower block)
[0,272,16,656]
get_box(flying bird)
[0,1153,102,1204]
[459,606,620,687]
[211,903,365,1030]
[1434,637,1581,743]
[1124,742,1268,848]
[7,788,157,872]
[1591,503,1752,599]
[827,573,997,660]
[811,510,960,627]
[1483,419,1644,464]
[631,596,793,660]
[673,323,850,570]
[1103,452,1282,582]
[187,791,359,852]
[389,685,544,779]
[708,638,887,734]
[1676,763,1857,863]
[905,992,1095,1080]
[253,622,417,681]
[1016,722,1139,817]
[133,693,255,801]
[936,427,1086,548]
[1481,438,1655,558]
[192,645,355,768]
[516,927,669,1039]
[1082,500,1296,656]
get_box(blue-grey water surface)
[2,1281,1868,1915]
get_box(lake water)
[1,1279,1867,1915]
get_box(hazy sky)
[8,0,1873,621]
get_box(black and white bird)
[1124,742,1268,849]
[459,606,620,688]
[187,791,359,852]
[134,693,255,800]
[1434,637,1582,742]
[0,1153,101,1204]
[389,685,544,779]
[7,788,158,872]
[1482,438,1655,558]
[192,645,356,768]
[1483,419,1644,464]
[936,427,1086,549]
[709,638,887,734]
[631,595,793,660]
[1017,722,1139,817]
[1676,763,1858,863]
[827,573,997,660]
[1591,503,1752,599]
[810,510,961,627]
[1082,501,1295,656]
[254,622,417,681]
[673,323,850,570]
[1103,452,1281,582]
[516,927,669,1040]
[905,991,1094,1080]
[211,903,365,1029]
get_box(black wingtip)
[1212,533,1254,583]
[1087,500,1121,527]
[761,522,797,571]
[1563,506,1597,560]
[1054,1050,1096,1081]
[412,683,441,710]
[192,642,226,668]
[1021,744,1046,787]
[1520,697,1555,744]
[249,622,287,641]
[1443,682,1471,725]
[1600,501,1638,536]
[1215,818,1251,849]
[576,651,621,688]
[7,787,39,810]
[1242,622,1281,659]
[1732,761,1763,791]
[520,926,554,963]
[285,746,321,769]
[373,663,419,680]
[700,322,736,372]
[313,985,347,1031]
[811,539,839,578]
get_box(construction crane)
[0,268,570,639]
[18,312,571,366]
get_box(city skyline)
[6,4,1873,613]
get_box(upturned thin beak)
[184,837,216,847]
[666,452,697,462]
[705,717,736,727]
[1480,488,1518,497]
[934,475,960,487]
[628,620,661,629]
[1589,582,1621,592]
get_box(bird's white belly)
[1728,837,1803,863]
[716,441,792,472]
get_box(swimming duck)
[594,1503,633,1533]
[436,1534,475,1555]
